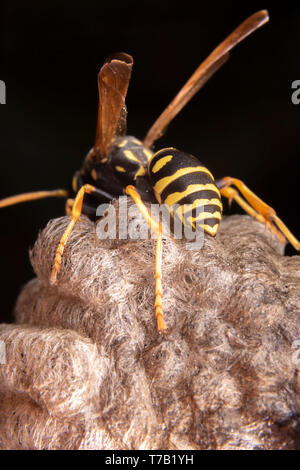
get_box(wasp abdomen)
[148,148,223,236]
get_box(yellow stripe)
[155,192,162,204]
[199,223,219,236]
[124,150,141,163]
[152,154,173,173]
[182,217,220,235]
[115,165,126,173]
[163,184,221,207]
[117,139,128,148]
[131,138,142,145]
[143,148,153,162]
[148,147,176,168]
[91,169,98,181]
[153,166,214,194]
[174,198,222,215]
[134,166,147,179]
[186,211,222,223]
[176,210,221,227]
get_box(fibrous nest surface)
[0,199,300,449]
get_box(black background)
[0,1,299,323]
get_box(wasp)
[1,10,299,331]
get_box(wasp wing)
[143,10,269,148]
[94,52,133,159]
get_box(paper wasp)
[1,10,299,331]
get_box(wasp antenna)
[0,189,68,209]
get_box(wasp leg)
[125,185,163,238]
[155,224,166,330]
[125,185,167,330]
[50,184,97,285]
[217,177,300,250]
[125,185,172,240]
[0,189,68,208]
[219,186,285,242]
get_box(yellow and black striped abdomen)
[148,148,222,236]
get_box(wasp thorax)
[109,136,153,183]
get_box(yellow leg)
[0,189,68,208]
[155,224,166,330]
[50,184,96,285]
[219,177,300,250]
[125,185,167,330]
[125,185,163,238]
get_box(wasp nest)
[0,199,300,450]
